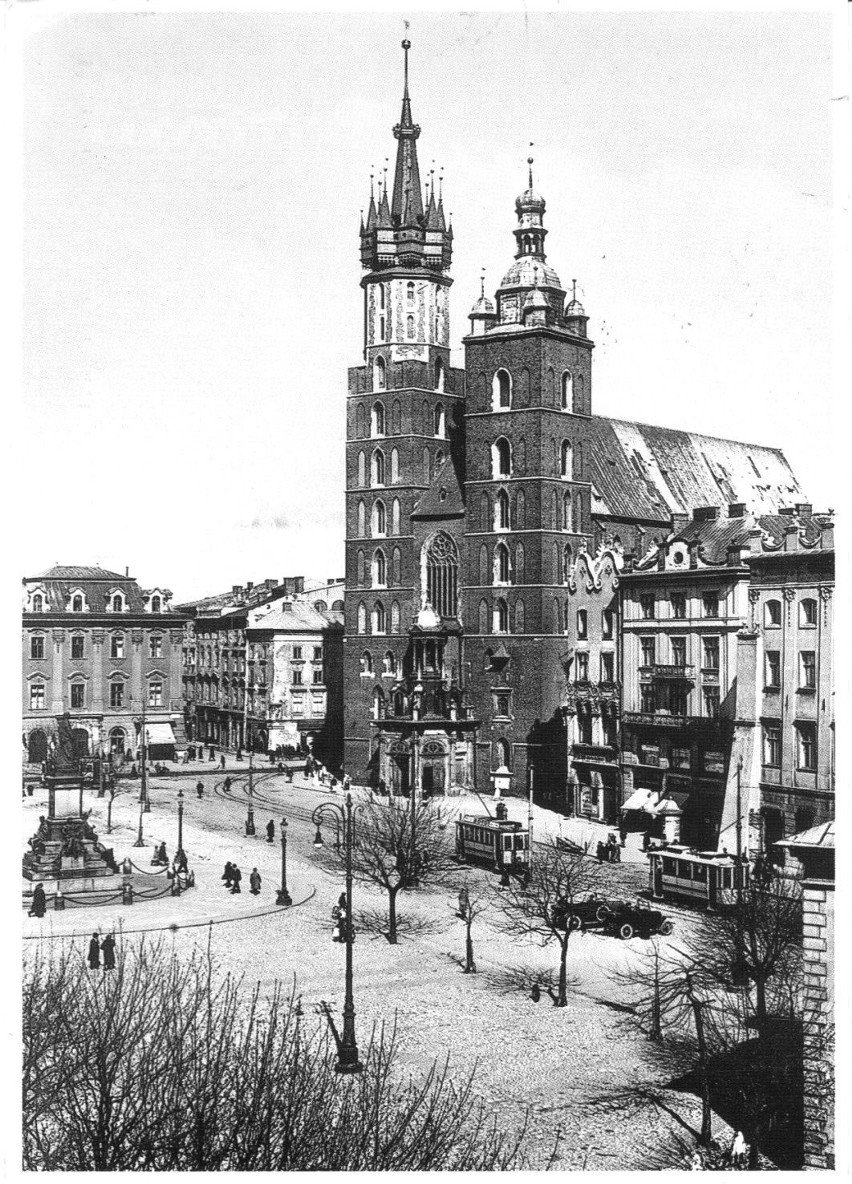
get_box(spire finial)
[480,269,486,299]
[572,278,577,301]
[528,142,534,189]
[402,34,411,97]
[383,158,389,196]
[370,167,374,199]
[438,169,443,201]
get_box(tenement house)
[22,566,186,764]
[342,43,816,807]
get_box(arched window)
[435,357,445,392]
[32,594,43,612]
[574,375,585,414]
[372,550,386,588]
[492,437,511,478]
[383,650,396,676]
[357,451,366,485]
[150,595,161,613]
[391,547,401,585]
[391,498,401,536]
[516,437,526,473]
[799,598,817,626]
[480,492,490,532]
[371,686,385,720]
[360,650,373,674]
[357,602,367,634]
[479,544,489,586]
[574,442,583,481]
[314,600,327,613]
[561,439,573,478]
[563,492,573,532]
[493,598,509,634]
[514,599,525,633]
[406,314,415,340]
[372,499,386,536]
[390,600,401,633]
[494,542,510,585]
[564,599,571,634]
[425,532,459,617]
[563,543,573,583]
[496,738,511,768]
[332,599,344,612]
[112,594,124,613]
[492,369,512,410]
[374,356,386,391]
[516,489,526,529]
[72,595,83,612]
[515,542,525,584]
[372,401,385,436]
[372,601,386,634]
[390,448,399,484]
[495,489,510,531]
[765,599,782,626]
[356,550,365,585]
[574,492,583,532]
[392,400,401,434]
[434,402,445,437]
[553,597,562,633]
[407,281,415,304]
[478,599,489,634]
[357,499,366,536]
[372,449,385,486]
[355,404,366,438]
[561,371,573,409]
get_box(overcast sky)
[20,9,836,601]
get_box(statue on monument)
[54,713,78,774]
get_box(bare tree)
[492,840,603,1006]
[454,886,487,973]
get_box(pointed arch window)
[372,499,386,537]
[516,489,526,529]
[391,498,401,536]
[563,543,573,584]
[561,371,573,409]
[496,738,512,767]
[435,357,445,392]
[356,404,366,438]
[357,451,366,486]
[561,439,573,478]
[356,550,365,585]
[492,437,511,478]
[494,542,510,585]
[371,448,385,487]
[372,686,385,720]
[360,649,373,674]
[406,314,415,340]
[493,598,509,634]
[423,447,430,482]
[391,546,401,585]
[495,489,510,531]
[515,542,525,584]
[574,492,583,532]
[434,402,446,437]
[383,650,396,676]
[357,602,367,634]
[392,400,402,434]
[390,600,401,634]
[372,401,385,437]
[479,544,489,586]
[492,369,512,410]
[553,597,562,634]
[515,599,525,633]
[374,356,386,391]
[574,375,585,414]
[480,492,491,532]
[372,601,386,634]
[425,532,459,618]
[478,599,490,634]
[357,499,366,536]
[563,492,573,532]
[372,549,387,588]
[390,448,399,484]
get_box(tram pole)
[527,766,535,883]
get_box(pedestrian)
[209,745,215,762]
[224,775,232,792]
[175,849,188,874]
[619,822,627,847]
[642,829,651,852]
[88,932,100,970]
[222,861,234,888]
[130,764,137,778]
[530,982,541,1003]
[266,819,275,843]
[343,774,351,793]
[731,1131,748,1167]
[231,864,242,894]
[596,840,606,863]
[249,867,262,895]
[236,747,243,761]
[100,932,116,971]
[338,891,348,912]
[28,882,47,918]
[220,754,226,770]
[196,780,204,799]
[378,776,387,795]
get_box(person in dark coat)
[224,776,232,792]
[596,840,606,864]
[209,745,215,762]
[249,868,261,895]
[222,861,234,888]
[230,864,242,894]
[236,747,243,761]
[88,933,100,970]
[266,819,275,843]
[175,849,188,874]
[220,754,226,770]
[101,932,116,970]
[29,883,47,918]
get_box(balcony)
[572,743,618,764]
[639,664,695,682]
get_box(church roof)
[499,256,562,290]
[587,417,805,523]
[411,454,465,519]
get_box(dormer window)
[150,595,161,613]
[111,593,125,613]
[32,594,43,613]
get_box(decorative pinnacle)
[528,142,534,188]
[480,269,486,298]
[402,37,411,96]
[572,279,577,301]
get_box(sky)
[19,8,838,602]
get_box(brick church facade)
[343,44,807,807]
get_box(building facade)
[342,44,821,808]
[22,566,186,763]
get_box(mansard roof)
[22,569,161,614]
[29,565,128,581]
[587,417,805,523]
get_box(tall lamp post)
[139,697,151,814]
[245,750,256,836]
[176,786,185,863]
[276,816,292,905]
[312,793,362,1074]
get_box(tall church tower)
[462,162,596,801]
[344,42,467,782]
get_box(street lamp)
[176,786,185,863]
[245,750,256,836]
[276,816,292,905]
[132,798,146,847]
[312,793,362,1074]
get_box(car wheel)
[595,904,610,923]
[619,922,634,940]
[568,914,583,931]
[659,920,674,936]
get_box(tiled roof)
[412,455,465,519]
[777,820,834,850]
[634,511,832,569]
[23,574,149,613]
[29,565,128,581]
[248,600,341,632]
[588,417,805,522]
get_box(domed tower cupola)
[564,279,589,339]
[513,157,548,259]
[522,281,550,327]
[468,270,497,337]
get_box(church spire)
[391,39,424,226]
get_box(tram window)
[692,863,707,882]
[721,868,732,889]
[504,836,513,849]
[515,835,525,850]
[662,857,677,876]
[677,861,690,878]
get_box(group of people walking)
[87,931,116,971]
[596,832,623,863]
[221,862,263,895]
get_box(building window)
[799,598,817,626]
[71,635,84,659]
[293,646,302,660]
[30,684,46,710]
[30,635,45,660]
[669,636,686,667]
[360,651,373,675]
[640,636,656,666]
[112,594,124,613]
[32,594,43,612]
[492,437,511,478]
[575,652,589,681]
[357,602,366,634]
[149,635,163,659]
[110,634,124,659]
[494,542,510,585]
[292,669,303,686]
[560,439,572,478]
[703,687,720,718]
[799,651,816,690]
[702,593,719,618]
[373,549,387,588]
[701,637,719,671]
[372,401,385,438]
[796,723,816,771]
[640,685,655,712]
[562,492,573,532]
[148,681,163,707]
[495,488,510,531]
[70,683,85,709]
[640,594,655,620]
[372,449,385,486]
[373,356,386,390]
[292,696,304,717]
[425,532,459,617]
[493,369,512,410]
[763,722,781,766]
[311,667,324,685]
[493,598,509,634]
[110,682,125,708]
[313,646,323,660]
[493,690,512,719]
[434,403,445,437]
[576,609,588,639]
[150,595,161,613]
[601,608,613,639]
[671,593,686,619]
[671,746,691,770]
[764,599,781,626]
[406,314,415,339]
[600,651,614,682]
[372,601,386,634]
[765,651,780,688]
[72,595,83,612]
[561,371,573,410]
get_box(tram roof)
[651,845,741,866]
[458,814,524,831]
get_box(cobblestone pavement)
[21,773,726,1170]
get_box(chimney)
[232,585,241,595]
[671,512,689,534]
[795,502,813,517]
[693,506,720,521]
[246,581,254,592]
[125,566,129,576]
[728,503,746,518]
[265,578,276,589]
[779,507,795,517]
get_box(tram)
[648,845,749,909]
[454,814,529,874]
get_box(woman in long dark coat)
[29,883,47,918]
[222,861,233,888]
[101,932,116,971]
[88,933,100,970]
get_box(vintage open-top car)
[598,900,675,940]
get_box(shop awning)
[650,796,682,816]
[145,722,176,745]
[621,788,657,813]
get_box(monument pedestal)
[23,770,121,898]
